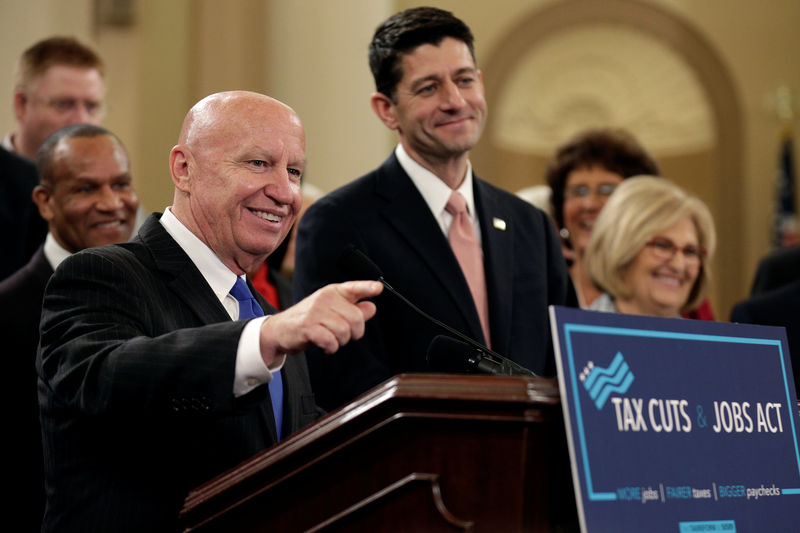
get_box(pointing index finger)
[337,280,384,302]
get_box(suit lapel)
[474,179,514,355]
[30,246,55,283]
[375,155,485,343]
[137,215,230,325]
[137,215,281,440]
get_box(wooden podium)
[180,374,578,532]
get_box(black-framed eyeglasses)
[645,237,705,264]
[565,183,617,200]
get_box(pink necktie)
[445,191,491,347]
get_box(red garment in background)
[681,298,714,321]
[250,262,282,310]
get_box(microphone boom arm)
[378,277,536,377]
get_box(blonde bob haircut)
[585,176,716,312]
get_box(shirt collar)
[1,133,15,153]
[43,232,73,271]
[159,207,241,300]
[395,144,477,221]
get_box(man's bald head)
[168,91,306,275]
[178,91,300,148]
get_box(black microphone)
[427,335,508,375]
[336,245,537,377]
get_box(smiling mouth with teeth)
[654,274,682,287]
[95,220,124,228]
[250,209,282,222]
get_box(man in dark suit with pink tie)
[294,7,574,411]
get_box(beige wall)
[263,0,394,191]
[0,0,798,310]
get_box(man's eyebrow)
[409,74,441,92]
[408,67,477,91]
[70,176,101,184]
[68,172,131,183]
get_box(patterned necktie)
[230,277,284,440]
[445,191,491,347]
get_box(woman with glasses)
[584,176,716,318]
[546,128,660,308]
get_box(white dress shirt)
[159,207,282,397]
[1,132,14,152]
[42,232,73,272]
[395,144,483,245]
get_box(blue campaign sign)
[549,306,800,533]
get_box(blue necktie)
[230,277,284,440]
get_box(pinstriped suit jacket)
[37,214,320,532]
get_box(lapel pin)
[492,217,507,231]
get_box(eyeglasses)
[565,183,617,200]
[645,237,705,265]
[36,97,104,118]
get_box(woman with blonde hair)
[585,176,715,317]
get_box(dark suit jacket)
[0,245,53,531]
[37,214,321,532]
[731,280,800,391]
[0,246,53,361]
[0,146,47,281]
[749,246,800,295]
[294,153,574,410]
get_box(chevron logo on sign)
[580,352,634,410]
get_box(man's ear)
[13,89,28,122]
[32,185,54,222]
[169,145,192,192]
[370,92,399,131]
